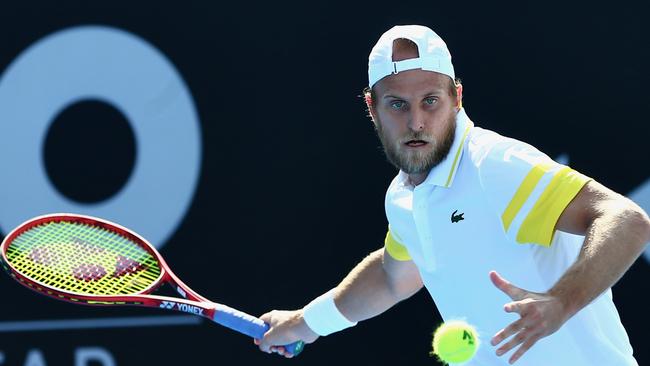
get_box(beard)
[376,113,456,175]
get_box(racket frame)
[1,214,211,313]
[0,213,304,355]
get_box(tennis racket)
[0,213,304,356]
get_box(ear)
[364,93,373,108]
[365,94,378,125]
[455,83,463,110]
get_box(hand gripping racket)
[0,213,304,356]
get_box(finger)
[280,346,300,358]
[257,311,278,353]
[489,271,523,300]
[496,328,529,356]
[258,329,274,353]
[254,339,260,346]
[509,334,540,364]
[491,318,526,346]
[504,301,522,314]
[259,311,274,324]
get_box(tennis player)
[255,25,650,365]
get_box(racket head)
[0,213,167,304]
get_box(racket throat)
[174,285,187,298]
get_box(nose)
[407,109,425,131]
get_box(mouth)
[404,140,429,147]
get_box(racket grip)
[213,305,305,356]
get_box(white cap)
[368,25,455,88]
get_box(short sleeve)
[474,134,591,246]
[384,227,412,261]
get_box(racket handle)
[213,304,305,356]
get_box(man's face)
[371,69,458,175]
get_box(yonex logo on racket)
[159,301,203,315]
[177,303,204,315]
[160,301,175,309]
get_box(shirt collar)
[397,108,473,189]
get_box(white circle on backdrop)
[0,25,202,248]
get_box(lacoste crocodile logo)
[451,210,464,223]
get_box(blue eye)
[424,97,437,105]
[390,100,405,110]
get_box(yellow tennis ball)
[431,320,479,364]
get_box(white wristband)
[302,289,358,336]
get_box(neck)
[407,172,428,186]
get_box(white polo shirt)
[384,109,637,365]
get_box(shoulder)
[385,170,409,201]
[464,126,560,209]
[466,126,554,173]
[463,127,590,246]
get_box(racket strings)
[5,221,161,295]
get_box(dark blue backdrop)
[0,1,648,365]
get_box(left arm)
[549,180,649,317]
[490,180,650,364]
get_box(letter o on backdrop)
[0,26,202,249]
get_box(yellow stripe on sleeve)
[501,162,555,232]
[384,230,411,261]
[516,168,591,246]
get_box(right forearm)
[258,249,411,354]
[331,249,411,322]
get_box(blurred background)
[0,1,648,365]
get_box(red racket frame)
[0,213,304,355]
